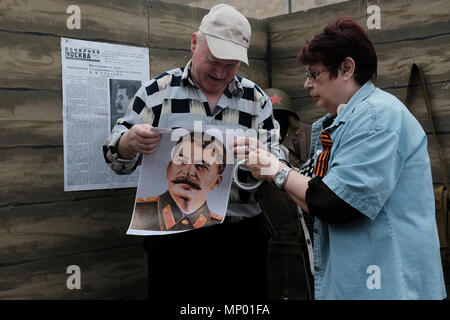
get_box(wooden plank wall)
[266,0,450,185]
[0,0,268,299]
[1,0,448,299]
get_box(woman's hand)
[231,136,285,182]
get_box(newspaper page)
[61,37,150,191]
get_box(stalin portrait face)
[167,132,226,214]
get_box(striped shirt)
[103,60,281,217]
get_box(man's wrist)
[117,131,137,160]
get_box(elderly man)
[131,132,225,231]
[103,4,280,300]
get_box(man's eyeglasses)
[305,67,330,80]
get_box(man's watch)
[273,167,293,189]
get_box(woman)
[234,17,446,299]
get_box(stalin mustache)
[171,176,201,190]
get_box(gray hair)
[195,30,206,45]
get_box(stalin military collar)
[158,191,210,229]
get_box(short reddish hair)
[297,17,377,85]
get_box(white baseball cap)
[199,4,251,65]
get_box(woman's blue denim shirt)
[310,81,446,299]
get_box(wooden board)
[148,0,206,49]
[267,0,450,60]
[0,244,146,299]
[0,90,62,147]
[0,0,148,46]
[0,194,138,266]
[375,32,450,88]
[267,0,366,60]
[0,146,138,206]
[366,0,450,43]
[0,33,63,90]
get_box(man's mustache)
[171,176,201,190]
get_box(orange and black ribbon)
[313,130,332,178]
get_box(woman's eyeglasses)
[305,67,330,80]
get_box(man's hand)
[117,124,162,159]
